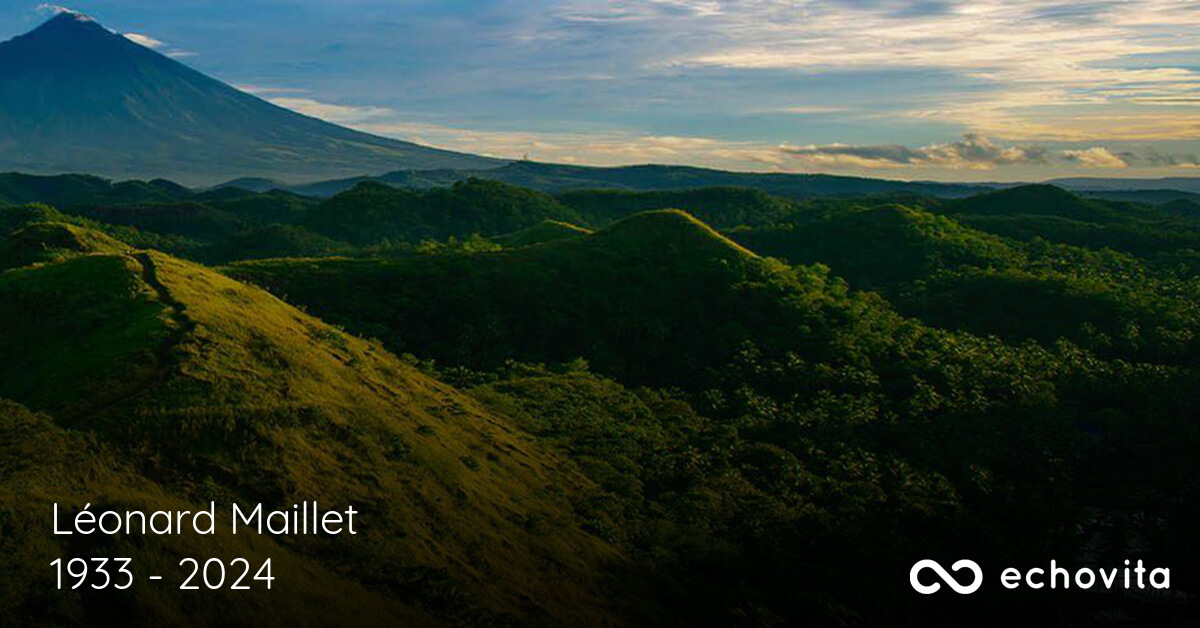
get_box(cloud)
[262,94,789,167]
[36,4,87,18]
[120,30,196,58]
[779,106,848,115]
[780,134,1200,172]
[236,85,309,96]
[1125,150,1200,168]
[1061,147,1129,168]
[261,92,1200,176]
[557,0,1200,143]
[782,134,1049,170]
[267,97,399,125]
[123,33,164,49]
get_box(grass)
[0,220,630,626]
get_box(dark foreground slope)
[0,211,627,627]
[0,14,501,184]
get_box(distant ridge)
[0,13,503,185]
[276,161,1000,199]
[1048,176,1200,193]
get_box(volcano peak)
[0,11,501,184]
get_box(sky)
[6,0,1200,181]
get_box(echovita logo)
[911,560,1170,594]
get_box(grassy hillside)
[0,398,439,627]
[0,218,629,626]
[0,221,130,270]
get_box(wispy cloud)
[36,4,87,18]
[1061,147,1129,169]
[780,135,1200,171]
[552,0,1200,143]
[263,89,1200,176]
[120,29,195,58]
[123,32,164,48]
[782,134,1050,170]
[266,97,397,125]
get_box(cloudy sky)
[7,1,1200,181]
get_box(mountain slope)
[0,13,502,185]
[0,215,626,626]
[0,397,440,627]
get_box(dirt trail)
[68,252,195,423]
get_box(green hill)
[233,209,784,387]
[556,186,799,228]
[945,184,1134,222]
[73,202,251,242]
[733,204,1021,287]
[493,220,592,248]
[305,179,584,246]
[727,200,1200,365]
[0,173,191,207]
[0,221,626,626]
[938,184,1200,255]
[195,224,352,264]
[0,221,130,270]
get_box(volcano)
[0,12,503,185]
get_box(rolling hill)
[0,210,627,626]
[304,179,583,246]
[0,13,502,185]
[732,203,1021,287]
[5,196,1200,625]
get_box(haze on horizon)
[5,0,1200,182]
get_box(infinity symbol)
[910,559,983,594]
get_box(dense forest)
[2,173,1199,626]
